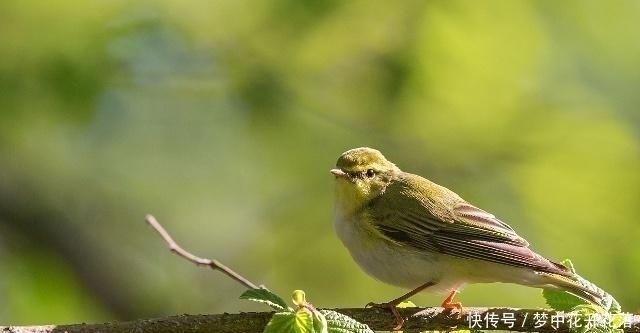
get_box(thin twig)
[145,214,259,289]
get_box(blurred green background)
[1,0,639,326]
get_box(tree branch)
[3,215,638,332]
[138,214,639,332]
[2,308,639,333]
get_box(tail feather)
[539,271,621,313]
[571,273,621,313]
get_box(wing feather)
[369,174,567,275]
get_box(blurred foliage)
[0,0,639,326]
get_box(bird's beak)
[330,168,346,178]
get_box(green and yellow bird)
[330,147,619,327]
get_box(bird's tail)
[539,270,621,313]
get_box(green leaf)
[295,310,315,333]
[320,309,374,333]
[264,311,315,333]
[264,312,296,333]
[542,287,588,311]
[240,288,290,311]
[243,289,371,333]
[396,300,416,308]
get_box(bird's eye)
[365,169,375,178]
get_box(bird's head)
[330,147,400,213]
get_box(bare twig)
[144,214,259,290]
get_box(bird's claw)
[442,302,463,318]
[441,290,463,318]
[365,301,404,330]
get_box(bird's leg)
[366,281,435,330]
[440,290,463,315]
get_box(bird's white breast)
[333,208,459,293]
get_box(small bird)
[330,147,619,328]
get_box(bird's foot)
[365,282,436,330]
[366,301,404,330]
[441,290,463,318]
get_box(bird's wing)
[370,178,567,274]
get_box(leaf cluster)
[241,288,373,333]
